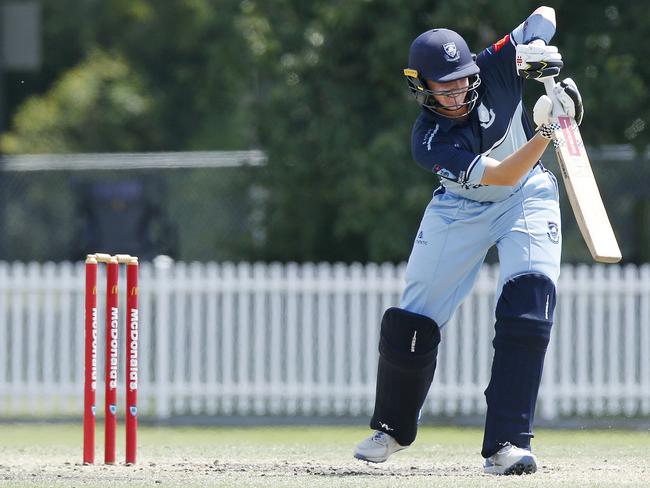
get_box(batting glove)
[534,78,584,128]
[533,94,555,139]
[516,41,563,81]
[552,78,583,126]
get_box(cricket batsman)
[354,6,584,474]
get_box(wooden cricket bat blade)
[551,115,622,263]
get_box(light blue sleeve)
[463,155,491,187]
[511,12,556,45]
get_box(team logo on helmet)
[443,42,460,61]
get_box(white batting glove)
[533,94,554,128]
[534,78,584,139]
[516,42,563,81]
[534,77,584,125]
[533,95,557,139]
[551,78,583,125]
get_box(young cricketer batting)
[354,6,584,475]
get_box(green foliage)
[1,50,156,153]
[2,0,649,262]
[253,0,437,261]
[87,0,258,150]
[551,2,648,148]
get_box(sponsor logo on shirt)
[433,164,456,180]
[547,221,560,243]
[478,102,496,129]
[423,124,440,150]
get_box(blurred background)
[0,0,649,426]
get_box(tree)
[1,0,648,262]
[1,50,156,153]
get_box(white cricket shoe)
[483,442,538,475]
[353,431,407,463]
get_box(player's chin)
[442,99,463,109]
[440,105,467,116]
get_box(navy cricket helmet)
[404,28,481,117]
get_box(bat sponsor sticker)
[558,116,580,157]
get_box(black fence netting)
[0,148,648,263]
[0,155,263,262]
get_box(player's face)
[426,78,470,116]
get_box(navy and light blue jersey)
[411,33,540,202]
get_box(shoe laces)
[372,431,388,443]
[498,442,514,452]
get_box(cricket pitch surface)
[0,424,648,487]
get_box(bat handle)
[542,77,562,117]
[542,77,555,96]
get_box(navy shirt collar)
[421,107,471,132]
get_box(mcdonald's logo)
[130,287,139,296]
[111,285,119,294]
[92,286,97,295]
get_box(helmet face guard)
[404,69,481,118]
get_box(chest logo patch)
[478,102,496,129]
[423,124,440,150]
[443,42,460,61]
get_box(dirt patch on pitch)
[3,456,649,488]
[0,458,482,487]
[1,438,649,488]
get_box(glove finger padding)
[559,77,583,125]
[517,58,563,80]
[533,95,554,128]
[516,43,559,56]
[515,44,563,80]
[551,77,584,125]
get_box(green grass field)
[0,423,648,487]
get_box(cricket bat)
[543,78,622,263]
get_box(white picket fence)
[0,261,649,421]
